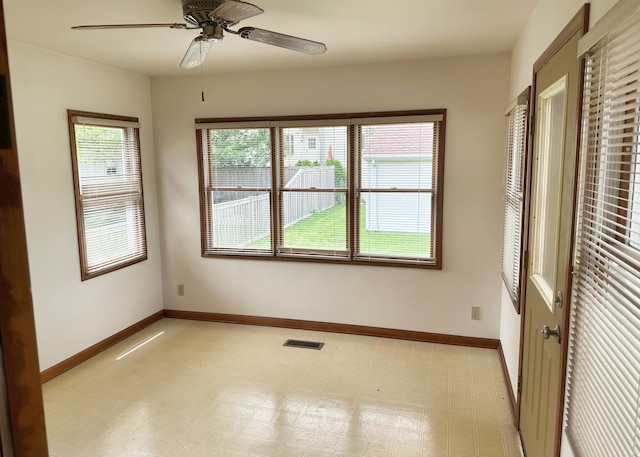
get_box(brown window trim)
[501,87,531,313]
[196,109,446,269]
[68,109,148,281]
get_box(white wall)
[503,1,620,455]
[7,41,163,371]
[152,54,510,339]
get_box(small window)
[307,137,317,150]
[68,111,147,280]
[501,88,530,312]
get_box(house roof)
[4,0,539,77]
[361,123,434,158]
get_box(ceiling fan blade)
[72,23,189,30]
[238,27,326,55]
[211,0,264,23]
[180,36,213,69]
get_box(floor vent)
[283,339,324,350]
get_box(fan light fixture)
[180,36,213,68]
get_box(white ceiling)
[5,0,539,77]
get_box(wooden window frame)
[501,87,531,313]
[276,123,350,259]
[68,110,148,280]
[196,109,446,269]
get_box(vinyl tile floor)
[43,318,523,457]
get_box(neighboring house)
[360,123,434,234]
[283,126,348,167]
[78,161,123,178]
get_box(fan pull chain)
[200,43,205,102]
[201,65,205,102]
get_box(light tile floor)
[43,319,523,457]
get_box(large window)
[68,111,147,280]
[196,110,446,268]
[501,88,529,313]
[565,5,640,457]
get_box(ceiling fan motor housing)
[182,0,227,26]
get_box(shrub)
[295,159,320,166]
[326,158,346,188]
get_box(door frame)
[515,4,589,455]
[0,0,49,455]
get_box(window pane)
[360,123,434,190]
[83,197,144,269]
[210,191,272,250]
[530,78,566,308]
[282,126,348,189]
[204,128,273,253]
[280,192,347,251]
[210,128,271,187]
[358,192,432,258]
[502,195,522,293]
[75,125,126,183]
[75,125,142,196]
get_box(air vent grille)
[283,339,324,350]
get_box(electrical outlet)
[177,284,185,296]
[471,306,481,320]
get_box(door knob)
[541,324,561,343]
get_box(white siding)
[361,158,433,233]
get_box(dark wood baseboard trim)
[40,310,164,383]
[498,341,519,426]
[164,310,500,349]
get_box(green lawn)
[251,203,431,257]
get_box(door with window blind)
[519,9,587,457]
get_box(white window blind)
[69,112,147,280]
[566,5,640,457]
[501,91,529,309]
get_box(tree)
[211,129,271,167]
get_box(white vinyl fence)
[210,194,271,248]
[211,166,336,247]
[282,167,335,228]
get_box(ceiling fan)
[72,0,327,69]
